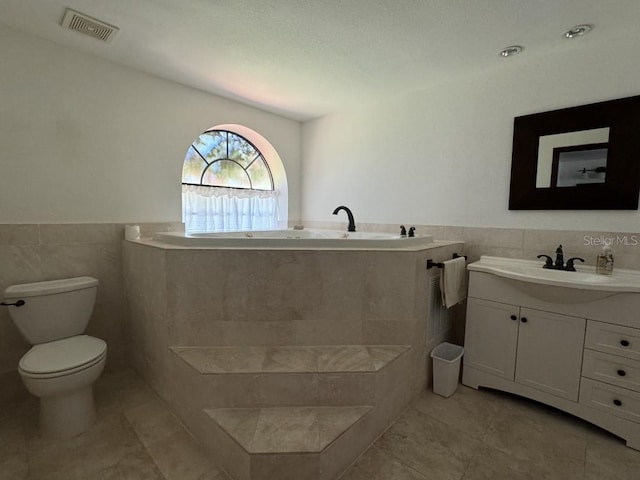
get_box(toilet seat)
[19,335,107,379]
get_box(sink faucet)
[332,206,356,232]
[554,244,564,269]
[537,245,584,271]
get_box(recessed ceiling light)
[499,46,523,58]
[564,24,592,39]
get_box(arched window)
[181,127,286,232]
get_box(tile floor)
[2,369,640,480]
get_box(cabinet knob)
[617,369,627,377]
[613,399,623,407]
[620,339,630,347]
[510,315,517,321]
[521,317,528,323]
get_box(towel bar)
[426,253,467,269]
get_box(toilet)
[2,277,107,438]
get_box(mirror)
[509,95,640,210]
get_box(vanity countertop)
[469,256,640,293]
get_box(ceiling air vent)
[61,9,119,43]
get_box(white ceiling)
[1,0,639,121]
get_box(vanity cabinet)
[465,298,585,401]
[580,319,640,424]
[463,269,640,450]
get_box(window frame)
[181,129,275,192]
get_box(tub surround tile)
[293,319,363,345]
[257,372,321,407]
[128,239,458,479]
[222,320,297,346]
[362,319,418,345]
[136,222,185,239]
[317,373,377,406]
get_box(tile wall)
[3,221,639,407]
[0,223,181,406]
[306,222,640,269]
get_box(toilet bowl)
[2,277,107,438]
[20,335,107,437]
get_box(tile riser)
[166,352,376,408]
[151,346,419,480]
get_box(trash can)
[430,342,464,398]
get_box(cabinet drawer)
[582,350,640,393]
[585,320,640,361]
[580,378,640,424]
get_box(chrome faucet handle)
[537,254,553,269]
[565,257,585,271]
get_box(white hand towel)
[440,257,467,308]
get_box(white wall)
[0,24,302,223]
[301,31,640,232]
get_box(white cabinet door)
[464,298,519,380]
[515,308,586,401]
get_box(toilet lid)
[19,335,107,375]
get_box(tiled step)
[164,344,419,478]
[170,344,411,374]
[201,405,375,480]
[205,405,372,454]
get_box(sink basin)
[469,256,640,303]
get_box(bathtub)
[151,229,435,250]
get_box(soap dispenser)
[597,246,614,275]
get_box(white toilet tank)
[3,277,98,344]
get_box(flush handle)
[0,300,25,307]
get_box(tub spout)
[332,206,356,232]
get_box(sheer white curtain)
[182,185,279,232]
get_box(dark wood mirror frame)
[509,95,640,210]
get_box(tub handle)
[1,300,25,307]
